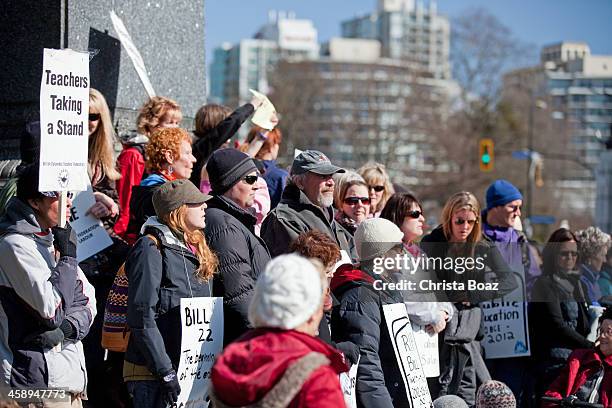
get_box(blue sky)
[205,0,612,70]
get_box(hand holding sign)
[249,89,278,130]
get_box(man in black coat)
[261,150,357,261]
[204,149,271,345]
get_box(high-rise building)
[209,11,319,106]
[504,42,612,214]
[341,0,450,79]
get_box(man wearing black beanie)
[203,149,271,344]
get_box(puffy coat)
[330,267,409,408]
[211,328,348,408]
[0,197,96,393]
[261,183,356,261]
[543,348,612,408]
[204,195,270,344]
[124,218,213,376]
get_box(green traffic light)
[482,153,491,164]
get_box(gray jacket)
[261,183,357,260]
[0,197,96,393]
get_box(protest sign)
[39,48,89,192]
[249,89,277,130]
[339,356,359,408]
[176,297,224,408]
[480,272,530,358]
[383,303,432,408]
[411,324,439,378]
[110,11,156,98]
[68,184,113,262]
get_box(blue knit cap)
[486,179,522,210]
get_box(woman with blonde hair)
[333,171,370,235]
[421,192,517,404]
[358,162,394,217]
[124,179,217,408]
[124,127,195,244]
[115,96,182,238]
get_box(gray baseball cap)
[290,150,345,176]
[153,179,212,217]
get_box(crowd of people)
[0,90,611,408]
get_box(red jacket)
[211,328,349,408]
[543,348,612,408]
[114,146,145,238]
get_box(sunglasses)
[407,210,423,219]
[559,250,578,258]
[369,185,385,192]
[344,196,370,205]
[454,218,477,226]
[88,113,101,121]
[507,204,522,212]
[42,191,75,199]
[243,175,258,185]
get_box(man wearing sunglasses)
[204,149,271,345]
[481,179,542,406]
[261,150,357,261]
[0,163,96,405]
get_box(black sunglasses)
[243,175,258,185]
[407,210,423,219]
[369,185,385,192]
[88,113,101,121]
[344,196,370,205]
[454,218,478,226]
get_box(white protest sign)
[68,184,113,262]
[333,250,353,272]
[481,296,530,358]
[382,303,432,408]
[339,357,359,408]
[249,89,277,130]
[39,49,89,192]
[410,324,439,378]
[294,148,303,159]
[176,297,224,408]
[110,11,156,98]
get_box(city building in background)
[209,11,319,107]
[341,0,451,79]
[504,42,612,215]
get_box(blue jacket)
[261,160,288,209]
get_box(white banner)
[383,303,432,408]
[110,11,156,98]
[39,48,89,192]
[411,324,439,378]
[68,184,113,262]
[339,357,359,408]
[176,297,224,408]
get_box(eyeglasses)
[599,327,612,337]
[43,191,75,199]
[369,185,385,192]
[407,210,423,219]
[454,218,478,226]
[243,175,258,185]
[507,204,522,213]
[559,250,578,258]
[88,113,101,121]
[344,197,370,205]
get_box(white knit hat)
[248,254,323,330]
[354,218,404,261]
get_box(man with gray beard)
[261,150,357,260]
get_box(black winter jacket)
[330,268,409,408]
[261,183,357,261]
[204,195,270,345]
[125,218,213,376]
[190,103,254,187]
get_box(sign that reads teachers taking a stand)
[39,48,89,192]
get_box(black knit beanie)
[206,148,257,195]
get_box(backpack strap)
[209,352,330,408]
